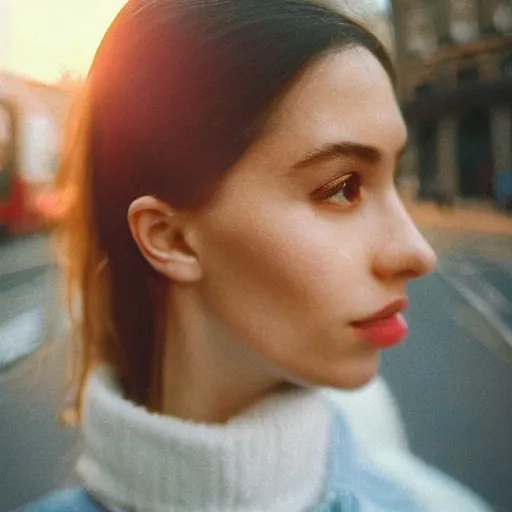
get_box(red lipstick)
[352,299,409,349]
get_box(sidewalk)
[404,198,512,237]
[401,194,512,260]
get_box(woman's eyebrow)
[293,140,408,170]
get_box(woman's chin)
[324,368,379,391]
[288,353,381,391]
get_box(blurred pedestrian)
[16,1,492,511]
[494,170,512,212]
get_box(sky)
[0,0,388,84]
[0,0,128,83]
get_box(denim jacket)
[14,411,418,512]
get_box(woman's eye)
[312,172,362,206]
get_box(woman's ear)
[128,196,203,283]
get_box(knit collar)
[76,366,333,512]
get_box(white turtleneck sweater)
[76,367,332,512]
[76,367,493,512]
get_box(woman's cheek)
[203,188,367,299]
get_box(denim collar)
[314,409,419,512]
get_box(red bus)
[0,84,69,235]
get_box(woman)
[18,0,491,510]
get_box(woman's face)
[193,47,437,389]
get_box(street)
[1,229,512,511]
[0,235,79,511]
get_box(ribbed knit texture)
[76,366,332,512]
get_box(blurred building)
[317,0,395,53]
[391,0,512,201]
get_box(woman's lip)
[354,313,408,349]
[351,298,409,327]
[350,298,409,349]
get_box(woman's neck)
[160,287,287,423]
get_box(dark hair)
[60,0,394,417]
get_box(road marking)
[437,261,512,354]
[0,307,45,370]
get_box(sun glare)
[2,0,127,83]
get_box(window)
[0,103,15,199]
[494,2,512,33]
[415,83,436,98]
[0,104,14,171]
[457,67,479,87]
[501,55,512,81]
[405,3,437,56]
[450,0,479,42]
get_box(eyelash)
[311,172,363,206]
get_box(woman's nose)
[372,198,438,282]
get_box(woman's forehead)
[263,47,406,153]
